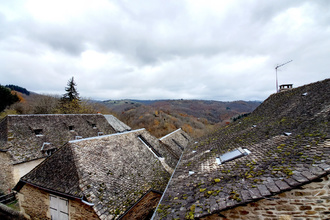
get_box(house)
[153,79,330,219]
[14,128,192,219]
[0,114,130,194]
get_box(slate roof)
[159,128,191,159]
[0,114,121,164]
[103,115,131,132]
[154,78,330,219]
[15,128,182,219]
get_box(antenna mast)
[275,60,292,93]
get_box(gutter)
[14,180,82,200]
[81,197,94,206]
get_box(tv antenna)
[275,60,292,93]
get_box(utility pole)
[275,60,292,93]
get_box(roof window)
[217,147,251,165]
[69,125,74,131]
[92,124,97,129]
[41,142,57,156]
[34,129,43,136]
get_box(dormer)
[34,129,43,136]
[41,142,57,156]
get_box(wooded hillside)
[0,84,260,138]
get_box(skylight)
[217,147,250,164]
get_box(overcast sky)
[1,0,329,101]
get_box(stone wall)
[19,184,99,220]
[0,152,14,194]
[202,174,330,220]
[69,198,99,220]
[19,184,50,219]
[121,191,162,220]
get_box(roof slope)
[154,78,330,219]
[19,143,83,198]
[103,114,131,132]
[159,128,192,159]
[17,129,172,219]
[0,114,117,164]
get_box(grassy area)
[6,200,20,211]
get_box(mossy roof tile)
[154,78,330,219]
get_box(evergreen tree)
[61,77,80,102]
[58,77,81,113]
[0,85,20,112]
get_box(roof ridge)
[159,128,182,140]
[68,128,145,143]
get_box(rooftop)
[154,78,330,219]
[16,129,172,219]
[0,114,123,164]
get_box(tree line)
[0,77,116,119]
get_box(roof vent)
[189,171,195,175]
[75,136,82,140]
[283,132,292,136]
[302,92,308,96]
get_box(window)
[46,149,56,156]
[50,195,69,220]
[217,147,251,164]
[41,142,57,156]
[34,129,43,136]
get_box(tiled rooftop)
[154,78,330,219]
[0,114,121,164]
[17,128,192,219]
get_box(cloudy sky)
[1,0,329,101]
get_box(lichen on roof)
[19,129,172,219]
[154,78,330,219]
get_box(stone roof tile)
[153,79,330,219]
[18,129,172,219]
[1,114,117,164]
